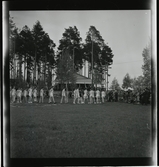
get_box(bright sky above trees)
[10,10,151,85]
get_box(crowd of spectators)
[107,88,151,105]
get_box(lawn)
[10,98,151,158]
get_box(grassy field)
[10,98,151,158]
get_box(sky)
[10,10,151,86]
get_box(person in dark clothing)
[123,92,126,102]
[144,88,150,105]
[147,89,150,104]
[132,91,136,104]
[109,91,113,102]
[115,90,118,102]
[139,90,144,104]
[140,89,147,105]
[108,91,110,102]
[126,91,129,103]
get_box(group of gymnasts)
[10,86,107,104]
[61,87,106,104]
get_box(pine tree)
[56,48,76,89]
[83,26,114,86]
[32,21,45,84]
[9,15,19,81]
[110,77,121,90]
[122,73,133,89]
[57,26,83,71]
[142,41,151,88]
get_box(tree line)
[109,41,151,91]
[9,15,114,89]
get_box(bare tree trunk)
[24,55,26,82]
[13,54,16,79]
[13,40,16,79]
[44,51,47,84]
[33,47,37,84]
[26,55,30,85]
[19,55,22,81]
[38,61,41,80]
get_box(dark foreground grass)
[10,98,151,158]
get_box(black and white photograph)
[2,0,157,166]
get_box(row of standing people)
[61,87,106,104]
[10,86,55,104]
[10,86,151,105]
[10,86,107,104]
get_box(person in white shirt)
[65,88,69,103]
[16,88,22,103]
[48,87,55,103]
[11,86,16,103]
[78,88,83,104]
[60,88,66,103]
[19,88,22,103]
[28,86,33,103]
[33,87,38,102]
[96,89,101,103]
[136,91,140,104]
[76,88,80,104]
[23,88,28,103]
[89,88,94,104]
[73,88,78,104]
[101,89,106,103]
[39,88,44,103]
[83,88,88,104]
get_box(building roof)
[75,73,92,84]
[55,73,92,84]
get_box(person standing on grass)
[65,87,69,103]
[78,88,83,104]
[18,88,22,103]
[48,87,55,103]
[60,88,66,103]
[89,88,94,104]
[145,88,150,105]
[88,89,91,103]
[39,87,44,103]
[33,87,38,102]
[123,91,125,102]
[52,87,56,103]
[83,88,88,104]
[23,88,28,103]
[48,87,52,103]
[16,88,20,103]
[76,88,80,104]
[11,86,16,103]
[125,91,128,103]
[136,90,140,104]
[78,88,81,104]
[101,89,106,103]
[142,88,148,105]
[94,88,97,104]
[81,88,84,103]
[115,90,118,102]
[28,86,33,103]
[133,91,137,104]
[73,88,77,104]
[96,88,101,103]
[112,90,115,102]
[16,88,22,103]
